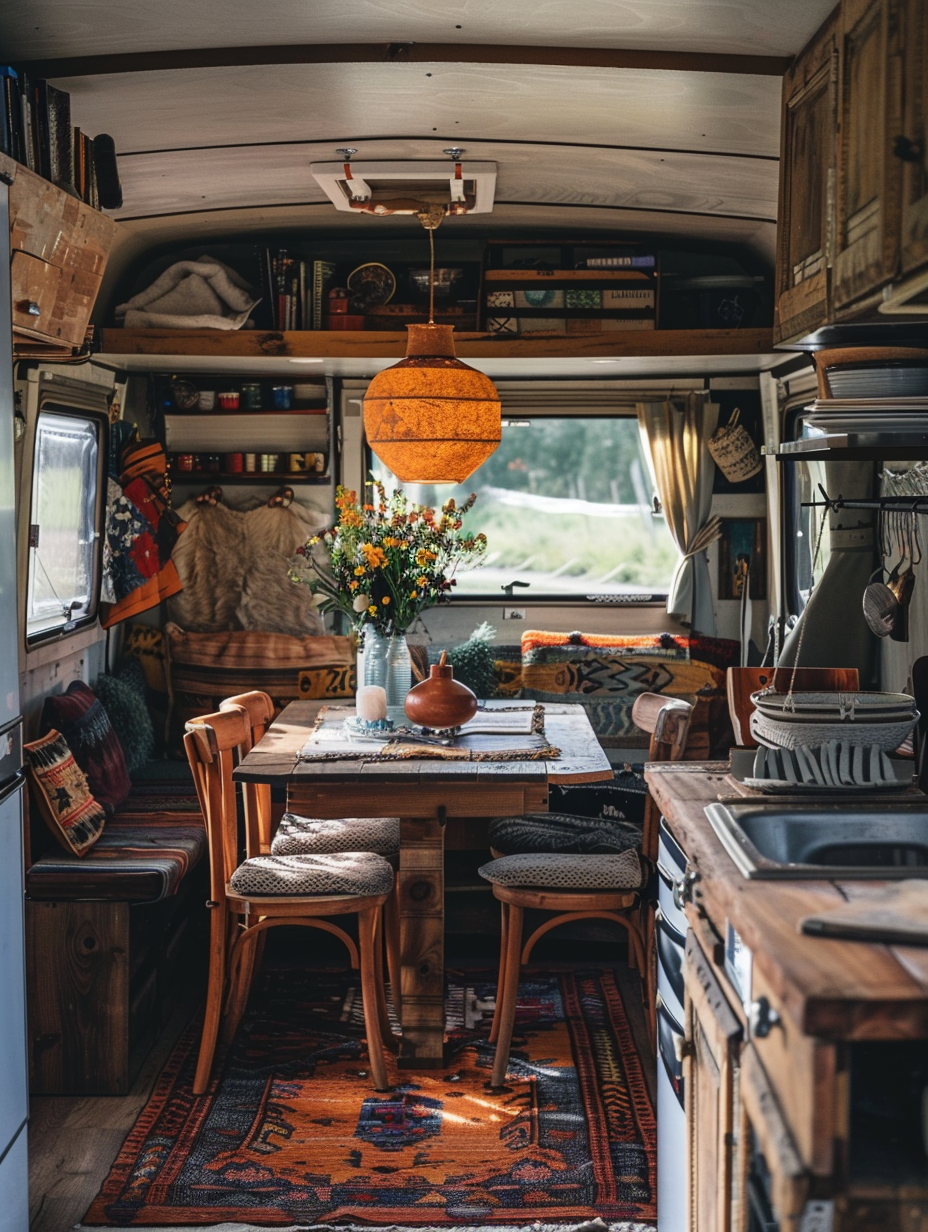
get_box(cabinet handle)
[17,299,41,317]
[672,867,698,910]
[893,135,924,164]
[749,995,782,1039]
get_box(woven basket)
[750,708,918,752]
[707,407,762,482]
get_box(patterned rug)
[81,967,656,1228]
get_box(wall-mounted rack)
[802,485,928,515]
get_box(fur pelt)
[237,500,328,635]
[168,498,246,631]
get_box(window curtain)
[637,392,720,635]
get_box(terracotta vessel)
[404,650,478,729]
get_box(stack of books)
[484,266,656,336]
[0,66,120,208]
[258,250,337,330]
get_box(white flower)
[352,593,371,613]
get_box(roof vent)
[310,159,497,216]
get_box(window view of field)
[372,416,680,595]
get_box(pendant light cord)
[417,204,445,327]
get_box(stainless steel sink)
[704,800,928,879]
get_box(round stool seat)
[272,813,400,857]
[487,811,642,856]
[478,849,643,891]
[229,851,394,898]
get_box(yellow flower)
[409,590,417,600]
[362,543,387,569]
[354,566,366,577]
[417,575,428,587]
[349,580,359,590]
[368,605,377,616]
[415,548,437,567]
[382,595,391,604]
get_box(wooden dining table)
[233,698,612,1068]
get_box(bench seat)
[25,763,208,1095]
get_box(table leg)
[398,812,445,1069]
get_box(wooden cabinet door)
[899,0,928,273]
[683,931,744,1232]
[833,0,904,312]
[774,11,839,344]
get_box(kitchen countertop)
[646,762,928,1041]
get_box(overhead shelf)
[99,327,775,362]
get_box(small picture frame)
[718,518,766,600]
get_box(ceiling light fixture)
[363,205,501,484]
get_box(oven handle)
[654,903,687,948]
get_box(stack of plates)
[749,690,919,752]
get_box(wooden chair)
[726,666,860,748]
[184,705,396,1094]
[481,693,692,1089]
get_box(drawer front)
[11,250,62,334]
[11,249,104,347]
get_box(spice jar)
[217,390,240,410]
[241,383,262,410]
[175,453,195,472]
[243,453,257,472]
[272,385,293,410]
[205,453,221,473]
[225,452,244,473]
[260,453,279,472]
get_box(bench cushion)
[26,768,206,902]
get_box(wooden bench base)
[26,869,206,1095]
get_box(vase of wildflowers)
[289,481,487,705]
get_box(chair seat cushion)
[229,851,393,898]
[478,850,643,891]
[271,814,400,857]
[488,811,642,856]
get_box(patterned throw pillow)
[24,729,107,856]
[94,667,155,774]
[40,681,132,814]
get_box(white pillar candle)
[356,685,388,722]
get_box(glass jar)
[360,629,412,708]
[241,383,262,410]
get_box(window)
[370,416,680,596]
[26,409,105,640]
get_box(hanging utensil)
[889,508,922,643]
[863,510,902,638]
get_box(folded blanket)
[115,257,259,330]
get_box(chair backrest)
[726,666,860,747]
[631,692,694,863]
[184,705,250,902]
[219,690,275,752]
[219,690,275,855]
[631,692,694,763]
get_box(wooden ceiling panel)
[54,63,781,158]
[110,139,778,222]
[0,0,839,59]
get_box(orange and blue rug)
[82,967,656,1229]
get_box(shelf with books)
[169,465,330,485]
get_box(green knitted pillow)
[94,666,155,773]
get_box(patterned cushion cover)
[549,765,647,824]
[229,851,394,897]
[272,814,400,857]
[94,666,156,773]
[167,623,356,744]
[124,623,169,694]
[478,850,643,890]
[24,730,107,857]
[40,681,132,813]
[519,629,738,754]
[488,811,642,856]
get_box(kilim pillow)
[41,681,132,814]
[24,729,107,856]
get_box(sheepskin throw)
[115,257,259,330]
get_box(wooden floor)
[27,944,656,1232]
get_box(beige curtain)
[637,393,720,635]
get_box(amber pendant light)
[363,206,501,483]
